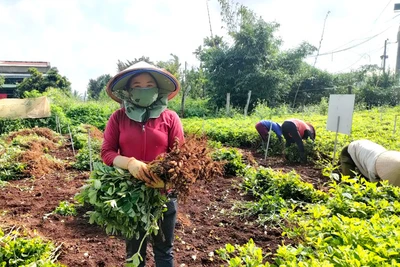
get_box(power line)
[329,9,399,52]
[372,0,393,24]
[308,23,398,58]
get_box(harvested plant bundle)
[75,163,167,240]
[149,135,224,200]
[75,162,167,265]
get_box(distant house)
[0,61,51,98]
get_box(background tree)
[197,0,316,110]
[0,76,4,88]
[116,56,154,72]
[16,67,71,97]
[87,74,112,100]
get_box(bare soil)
[0,139,329,267]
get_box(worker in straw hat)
[101,61,184,266]
[339,139,400,186]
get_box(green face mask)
[128,87,159,107]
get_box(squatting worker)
[340,139,400,186]
[255,120,283,142]
[101,61,184,267]
[281,118,316,162]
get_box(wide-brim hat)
[106,61,180,103]
[375,150,400,186]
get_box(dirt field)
[0,140,329,267]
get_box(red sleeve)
[101,110,121,166]
[168,111,185,150]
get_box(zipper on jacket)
[142,123,146,160]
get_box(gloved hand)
[145,174,165,189]
[127,158,153,184]
[113,156,165,188]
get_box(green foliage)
[243,167,327,203]
[277,214,400,265]
[75,163,168,265]
[284,139,320,163]
[0,75,4,88]
[0,228,64,266]
[168,97,214,118]
[184,117,259,147]
[324,176,400,219]
[196,1,318,111]
[234,193,288,225]
[16,68,71,97]
[233,167,327,226]
[75,163,167,239]
[53,201,77,216]
[273,177,400,265]
[216,239,271,267]
[157,54,181,81]
[212,147,246,176]
[0,139,26,181]
[287,65,335,108]
[87,74,112,100]
[66,102,115,131]
[73,140,102,170]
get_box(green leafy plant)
[53,201,77,216]
[0,227,65,266]
[284,139,319,163]
[216,239,271,266]
[212,147,246,176]
[72,140,102,170]
[75,162,168,265]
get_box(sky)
[1,0,399,96]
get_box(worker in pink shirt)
[101,61,184,267]
[282,118,315,162]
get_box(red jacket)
[101,108,185,166]
[288,119,315,139]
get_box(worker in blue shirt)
[255,120,283,142]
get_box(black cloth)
[282,121,307,162]
[126,198,177,267]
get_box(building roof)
[0,61,50,67]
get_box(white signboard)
[326,94,355,135]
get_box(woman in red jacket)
[282,119,315,162]
[101,61,184,267]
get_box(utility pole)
[394,4,400,74]
[396,26,400,74]
[381,38,389,74]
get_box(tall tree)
[16,67,71,97]
[87,74,112,100]
[157,54,181,81]
[116,56,154,72]
[196,1,316,110]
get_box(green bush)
[0,228,65,266]
[66,103,115,131]
[216,239,271,266]
[243,167,327,203]
[54,201,77,216]
[73,140,102,170]
[168,97,214,118]
[284,139,320,163]
[212,147,246,176]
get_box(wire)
[373,0,393,24]
[307,23,398,58]
[330,8,398,51]
[340,45,385,70]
